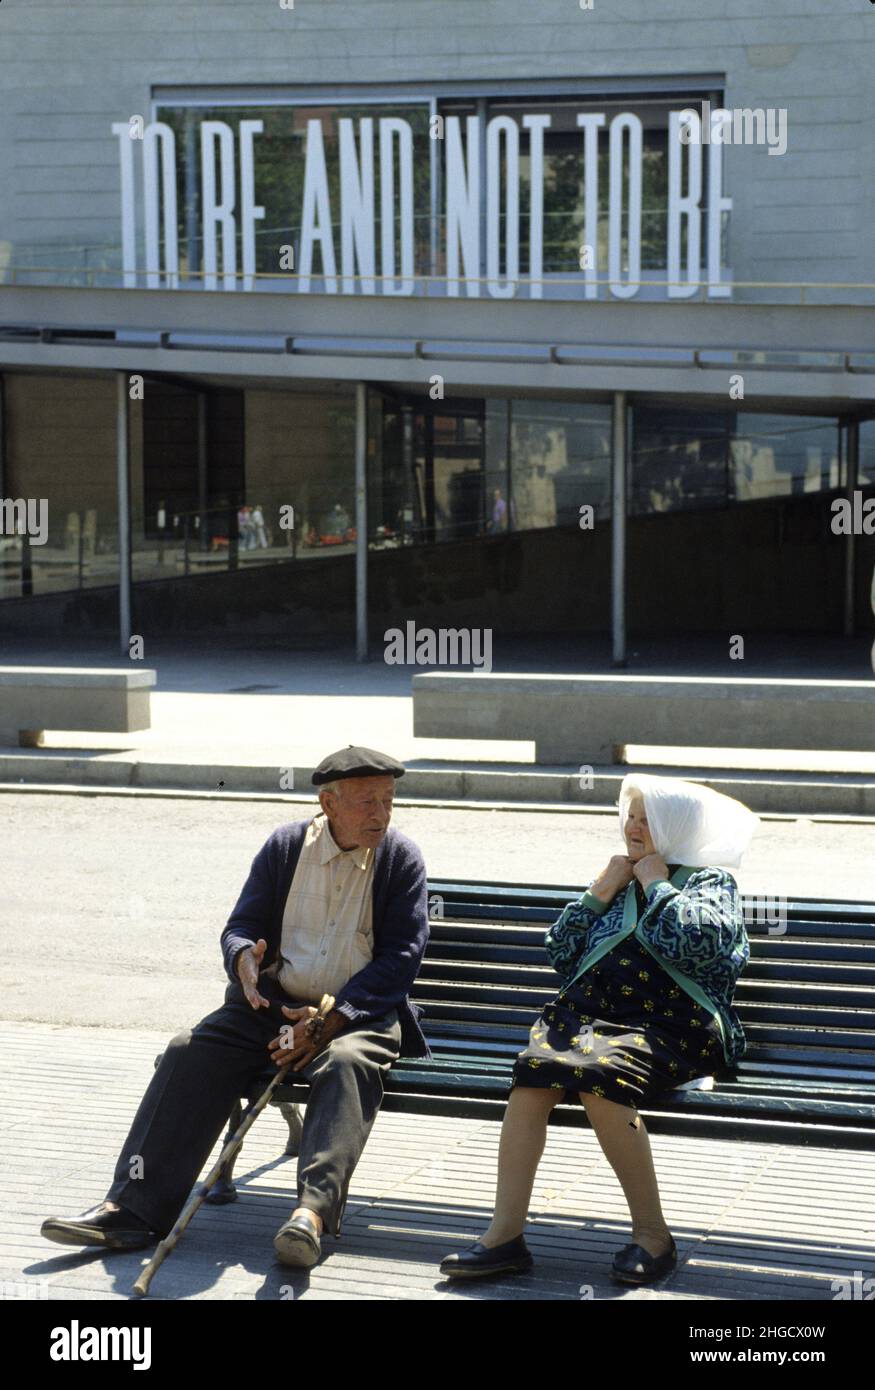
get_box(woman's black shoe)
[439,1234,533,1280]
[611,1234,677,1284]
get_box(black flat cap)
[311,745,406,786]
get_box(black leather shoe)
[440,1234,533,1280]
[611,1235,677,1284]
[41,1202,158,1251]
[274,1212,322,1268]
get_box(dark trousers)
[106,975,402,1238]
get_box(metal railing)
[3,263,875,306]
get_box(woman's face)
[623,795,657,861]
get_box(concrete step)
[0,750,873,816]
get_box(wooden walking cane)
[133,993,335,1296]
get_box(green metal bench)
[203,879,875,1205]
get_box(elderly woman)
[440,772,759,1286]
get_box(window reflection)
[630,408,728,514]
[855,420,875,487]
[510,401,612,529]
[730,415,839,501]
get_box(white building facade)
[0,0,873,653]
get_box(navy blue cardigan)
[220,818,432,1061]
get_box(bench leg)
[204,1099,244,1205]
[277,1101,304,1156]
[147,1054,299,1208]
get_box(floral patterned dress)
[510,875,724,1111]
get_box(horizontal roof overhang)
[0,284,873,411]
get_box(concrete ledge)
[0,665,156,745]
[412,672,875,763]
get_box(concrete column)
[116,372,132,654]
[843,419,859,638]
[611,391,628,667]
[355,382,368,661]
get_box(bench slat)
[429,917,875,945]
[410,979,875,1026]
[412,1000,875,1051]
[417,955,875,989]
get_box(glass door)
[369,391,486,547]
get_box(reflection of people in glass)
[318,504,352,544]
[489,487,508,534]
[238,505,254,550]
[251,504,268,549]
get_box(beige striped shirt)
[269,812,375,1003]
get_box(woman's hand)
[589,855,635,904]
[633,854,669,890]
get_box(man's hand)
[633,854,670,891]
[589,855,635,904]
[236,938,270,1010]
[267,1005,346,1072]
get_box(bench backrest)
[415,882,875,1077]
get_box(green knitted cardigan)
[544,865,749,1067]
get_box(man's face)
[320,775,396,850]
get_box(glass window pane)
[2,373,118,599]
[157,103,433,287]
[730,414,839,501]
[485,399,510,533]
[858,420,875,487]
[510,400,612,530]
[630,406,728,514]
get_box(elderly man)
[41,746,430,1268]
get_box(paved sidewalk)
[4,1022,873,1303]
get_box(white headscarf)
[618,772,759,869]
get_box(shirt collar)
[316,813,371,870]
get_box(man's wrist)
[307,1008,348,1044]
[323,1008,349,1038]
